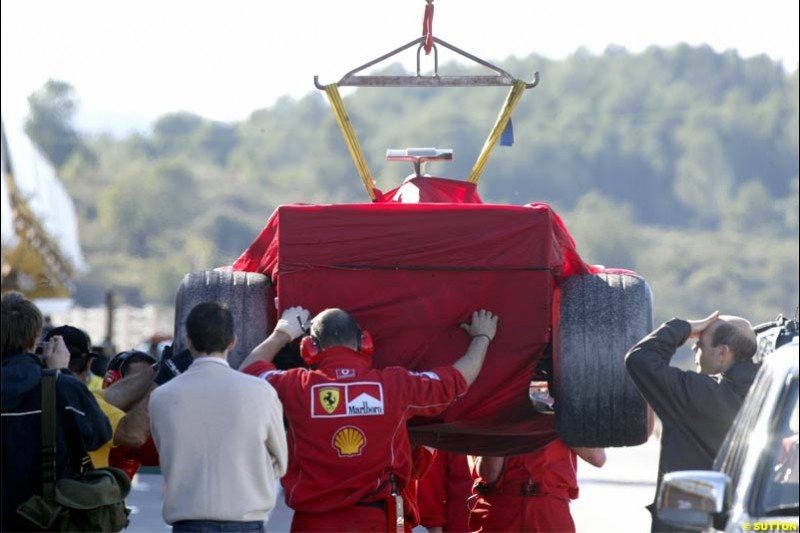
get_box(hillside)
[33,44,797,324]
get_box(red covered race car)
[169,39,652,455]
[171,152,651,455]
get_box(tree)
[673,123,735,227]
[722,180,783,234]
[562,192,641,269]
[62,45,798,311]
[25,79,94,169]
[152,112,205,156]
[97,161,196,256]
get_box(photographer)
[1,292,111,532]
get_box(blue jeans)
[172,520,265,532]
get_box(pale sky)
[2,0,798,133]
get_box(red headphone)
[300,330,374,366]
[102,369,122,389]
[102,350,157,389]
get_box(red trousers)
[468,494,575,533]
[291,506,388,532]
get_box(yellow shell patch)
[332,426,366,457]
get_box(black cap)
[45,326,99,360]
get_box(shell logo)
[332,426,366,457]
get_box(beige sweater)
[150,357,287,524]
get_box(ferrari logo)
[319,388,340,414]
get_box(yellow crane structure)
[1,119,83,299]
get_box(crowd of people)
[1,289,761,533]
[1,291,191,532]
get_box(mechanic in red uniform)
[402,445,438,532]
[104,347,195,479]
[103,350,159,478]
[240,306,499,533]
[417,450,473,533]
[468,440,606,533]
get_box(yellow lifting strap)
[467,78,528,184]
[324,84,377,201]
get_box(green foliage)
[25,80,95,169]
[562,192,641,270]
[633,227,799,324]
[97,161,197,257]
[30,46,798,321]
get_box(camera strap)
[39,369,59,501]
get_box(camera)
[34,341,49,356]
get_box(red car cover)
[233,177,593,455]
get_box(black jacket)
[1,353,112,532]
[625,319,758,498]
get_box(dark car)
[657,334,799,532]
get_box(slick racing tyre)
[172,270,271,369]
[555,272,653,447]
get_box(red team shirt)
[468,439,579,533]
[402,445,438,531]
[417,450,472,532]
[242,346,467,517]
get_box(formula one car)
[170,31,652,456]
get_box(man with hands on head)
[240,306,499,533]
[625,311,758,532]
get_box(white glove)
[274,306,310,341]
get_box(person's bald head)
[708,315,757,363]
[310,308,361,351]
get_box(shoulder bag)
[17,369,132,532]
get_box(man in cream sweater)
[150,302,288,532]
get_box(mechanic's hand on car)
[274,306,311,342]
[461,309,499,341]
[41,336,70,370]
[687,311,721,338]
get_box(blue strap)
[500,117,514,146]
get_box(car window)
[758,377,799,516]
[715,365,772,484]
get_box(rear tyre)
[555,272,653,447]
[172,270,271,369]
